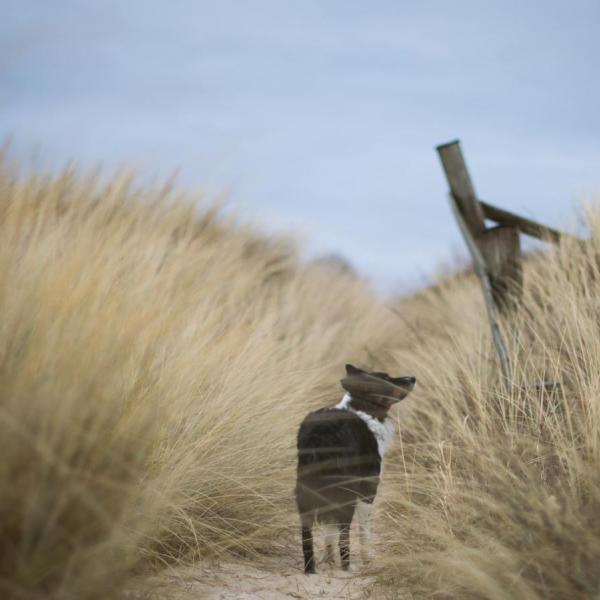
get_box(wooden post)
[436,140,513,384]
[436,140,486,236]
[436,139,576,396]
[447,195,512,384]
[479,226,523,313]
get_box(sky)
[1,1,599,292]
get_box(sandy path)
[130,524,394,600]
[139,558,377,600]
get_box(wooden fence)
[436,139,585,386]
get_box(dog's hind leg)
[356,500,374,563]
[338,502,355,570]
[338,521,351,570]
[301,513,316,574]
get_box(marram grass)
[0,161,402,599]
[380,228,600,600]
[1,159,599,599]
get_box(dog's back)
[296,407,381,521]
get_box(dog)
[295,364,416,574]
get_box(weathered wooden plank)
[479,225,523,312]
[448,194,512,384]
[480,200,583,244]
[437,140,486,236]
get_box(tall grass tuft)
[382,220,600,599]
[3,157,599,600]
[0,161,403,599]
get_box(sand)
[128,530,396,600]
[138,558,377,600]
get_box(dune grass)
[0,161,405,599]
[380,227,600,599]
[1,159,599,599]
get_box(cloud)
[2,1,600,290]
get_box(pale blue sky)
[2,1,599,291]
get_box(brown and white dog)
[295,364,416,574]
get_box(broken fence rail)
[436,139,586,391]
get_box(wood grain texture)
[479,225,523,312]
[437,140,486,235]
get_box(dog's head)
[340,364,416,404]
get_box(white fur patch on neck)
[335,392,352,410]
[334,393,396,459]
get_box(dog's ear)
[390,376,416,387]
[345,364,364,376]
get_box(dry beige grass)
[2,158,599,600]
[0,160,403,599]
[380,228,600,599]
